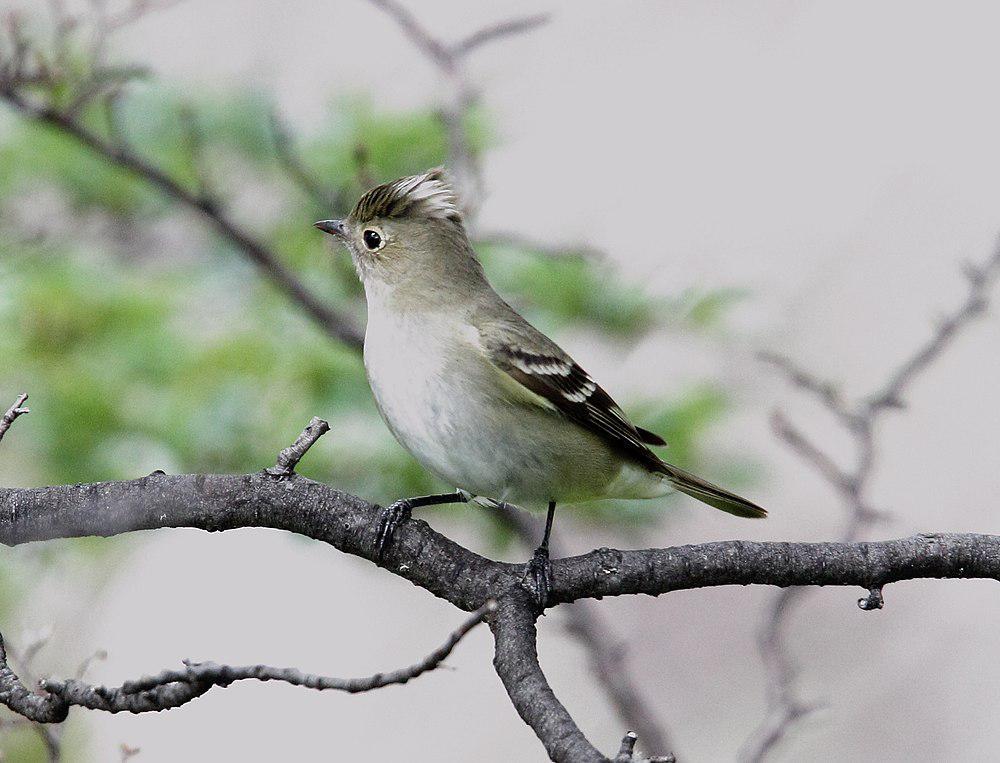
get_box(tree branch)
[3,472,999,758]
[450,14,550,60]
[491,595,606,762]
[265,416,330,476]
[0,393,29,445]
[747,242,1000,759]
[0,602,492,720]
[488,503,675,755]
[0,90,364,350]
[2,476,999,607]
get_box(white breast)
[363,303,480,489]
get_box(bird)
[315,168,766,608]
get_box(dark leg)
[525,500,556,611]
[375,491,469,560]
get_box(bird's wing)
[478,316,665,471]
[477,309,767,519]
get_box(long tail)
[657,462,767,519]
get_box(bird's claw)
[375,498,413,560]
[524,546,552,612]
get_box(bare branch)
[451,14,550,60]
[614,730,676,763]
[757,352,856,428]
[23,601,494,717]
[768,410,854,498]
[868,240,1000,414]
[0,393,29,445]
[491,595,606,762]
[0,90,364,349]
[364,1,547,219]
[1,630,63,760]
[265,417,330,476]
[3,476,1000,610]
[103,0,184,33]
[366,0,455,72]
[268,108,343,211]
[2,472,1000,759]
[746,244,1000,760]
[487,503,675,755]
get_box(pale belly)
[363,312,668,506]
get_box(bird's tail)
[657,462,767,519]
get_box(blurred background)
[1,1,1000,760]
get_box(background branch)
[14,601,494,717]
[743,242,1000,761]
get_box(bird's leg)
[525,500,556,611]
[375,491,469,560]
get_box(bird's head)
[315,168,484,304]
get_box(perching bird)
[315,168,765,608]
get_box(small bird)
[315,168,765,607]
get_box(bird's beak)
[314,219,346,237]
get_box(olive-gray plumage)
[315,168,766,520]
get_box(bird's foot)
[523,546,552,612]
[375,498,413,561]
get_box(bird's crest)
[351,168,461,224]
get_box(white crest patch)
[353,168,460,223]
[396,171,459,220]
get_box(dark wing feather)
[488,343,664,471]
[636,426,667,446]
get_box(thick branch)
[550,535,1000,603]
[0,474,509,611]
[2,476,1000,759]
[488,503,674,754]
[491,595,605,763]
[3,477,999,606]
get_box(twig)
[268,108,342,211]
[475,230,607,261]
[614,730,676,763]
[365,0,549,219]
[3,602,493,720]
[0,393,29,445]
[768,411,855,499]
[867,244,1000,414]
[366,0,455,72]
[757,351,855,428]
[0,90,364,349]
[451,14,550,60]
[49,601,493,710]
[745,242,1000,761]
[265,417,330,477]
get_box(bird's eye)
[363,228,384,251]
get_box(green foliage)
[479,242,659,338]
[0,725,51,763]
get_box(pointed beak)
[314,219,346,237]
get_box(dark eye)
[363,228,383,250]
